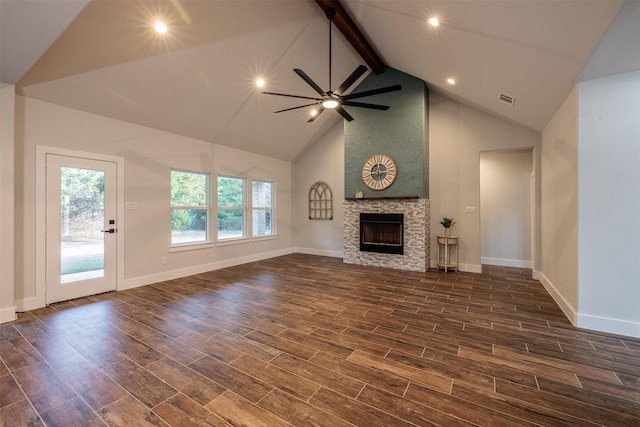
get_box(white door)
[45,154,118,304]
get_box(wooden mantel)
[344,196,420,201]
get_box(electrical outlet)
[162,257,167,265]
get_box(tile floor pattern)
[1,254,639,426]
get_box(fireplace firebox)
[359,213,404,255]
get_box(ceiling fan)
[262,7,401,122]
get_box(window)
[171,170,209,245]
[217,176,246,240]
[252,180,274,236]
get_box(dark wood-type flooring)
[1,254,639,426]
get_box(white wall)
[540,87,579,323]
[14,96,293,311]
[480,149,533,267]
[292,122,344,257]
[0,85,16,322]
[429,92,541,272]
[577,70,640,337]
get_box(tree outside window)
[171,170,209,244]
[252,180,274,237]
[218,176,245,239]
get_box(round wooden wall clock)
[362,154,397,190]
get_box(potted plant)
[440,217,456,235]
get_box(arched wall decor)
[308,181,333,220]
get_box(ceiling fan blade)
[274,102,321,114]
[294,69,326,96]
[307,107,325,123]
[341,101,390,111]
[335,106,354,122]
[335,65,368,95]
[262,91,323,101]
[341,84,402,101]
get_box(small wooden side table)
[437,235,459,272]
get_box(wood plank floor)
[1,253,639,426]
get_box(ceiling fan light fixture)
[154,21,168,34]
[322,99,339,109]
[261,6,401,122]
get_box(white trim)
[458,263,483,273]
[480,257,532,268]
[16,297,40,313]
[536,271,577,325]
[169,242,216,252]
[120,248,292,291]
[577,314,640,339]
[0,306,16,323]
[294,247,343,258]
[429,260,482,273]
[35,145,125,309]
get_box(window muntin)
[252,180,274,237]
[171,170,209,245]
[217,176,246,240]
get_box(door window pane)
[60,167,105,283]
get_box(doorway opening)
[479,148,534,268]
[36,146,124,307]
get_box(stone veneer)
[344,199,430,272]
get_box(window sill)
[169,241,215,253]
[169,235,278,251]
[217,234,277,247]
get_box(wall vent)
[498,93,516,106]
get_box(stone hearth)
[344,199,430,272]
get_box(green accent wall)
[345,67,429,198]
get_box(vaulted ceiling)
[0,0,624,161]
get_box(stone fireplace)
[342,68,430,272]
[344,198,430,272]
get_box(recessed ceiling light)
[322,99,339,109]
[447,78,456,85]
[256,78,265,88]
[428,17,439,27]
[154,21,168,34]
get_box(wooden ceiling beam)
[315,0,386,75]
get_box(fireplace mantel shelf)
[345,196,420,201]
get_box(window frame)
[251,179,275,237]
[170,168,211,247]
[217,175,247,241]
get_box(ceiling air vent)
[498,93,516,106]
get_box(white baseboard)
[577,314,640,339]
[481,257,532,268]
[120,248,293,291]
[16,296,41,313]
[293,247,343,258]
[0,306,16,323]
[459,263,483,273]
[536,271,577,325]
[429,260,482,273]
